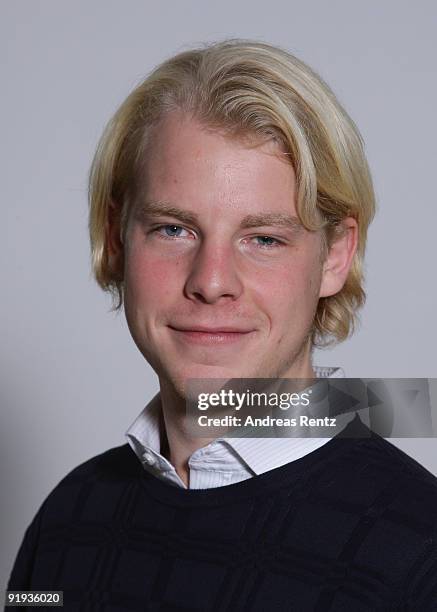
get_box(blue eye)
[156,225,189,238]
[253,236,282,248]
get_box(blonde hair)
[88,39,376,346]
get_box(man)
[8,40,437,610]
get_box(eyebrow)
[134,200,304,232]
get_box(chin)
[164,363,251,398]
[183,363,242,382]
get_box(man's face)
[122,112,326,396]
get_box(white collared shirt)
[126,366,345,489]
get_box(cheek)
[252,252,322,322]
[124,246,184,307]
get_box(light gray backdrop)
[2,0,436,592]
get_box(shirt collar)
[220,366,345,474]
[125,366,345,475]
[126,391,163,454]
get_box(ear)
[106,201,124,280]
[319,217,358,298]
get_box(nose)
[184,239,244,304]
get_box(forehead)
[137,112,298,221]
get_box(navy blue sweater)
[7,417,437,610]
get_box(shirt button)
[142,451,156,466]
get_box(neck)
[158,381,214,487]
[158,350,316,488]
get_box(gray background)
[2,0,436,592]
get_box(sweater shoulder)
[320,427,437,530]
[49,443,143,497]
[55,443,141,485]
[37,444,142,523]
[360,432,437,490]
[330,416,437,490]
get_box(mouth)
[168,325,255,345]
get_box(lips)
[169,325,253,333]
[168,324,255,345]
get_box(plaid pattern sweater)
[8,417,437,611]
